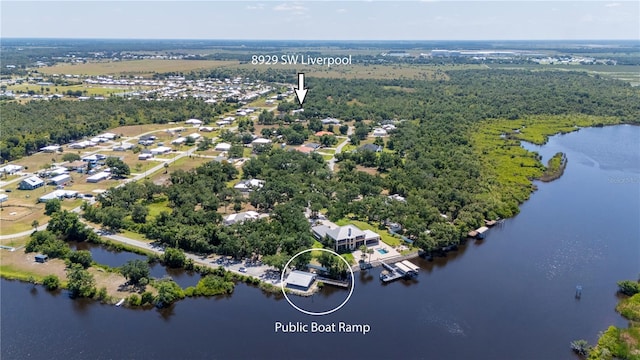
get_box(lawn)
[147,200,170,218]
[311,240,324,257]
[334,219,401,247]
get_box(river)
[2,125,639,359]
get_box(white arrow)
[294,73,308,107]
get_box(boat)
[115,298,125,307]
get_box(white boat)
[115,298,125,307]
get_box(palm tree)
[358,245,367,263]
[367,247,374,264]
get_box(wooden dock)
[316,276,350,288]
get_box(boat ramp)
[379,260,420,283]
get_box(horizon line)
[2,37,639,42]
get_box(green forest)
[0,98,236,162]
[3,68,639,257]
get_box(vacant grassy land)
[222,63,487,80]
[487,63,640,85]
[39,59,237,76]
[471,114,624,204]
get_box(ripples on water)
[419,303,468,337]
[538,235,606,280]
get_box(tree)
[154,279,185,308]
[229,144,244,158]
[31,219,39,231]
[339,125,349,135]
[42,275,61,290]
[131,203,149,224]
[44,198,61,215]
[62,153,81,162]
[66,264,96,298]
[105,157,130,178]
[308,119,323,132]
[197,137,211,151]
[101,206,126,231]
[164,162,169,174]
[121,259,150,285]
[262,253,289,271]
[69,250,93,269]
[163,247,186,268]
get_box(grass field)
[39,59,238,76]
[487,63,640,85]
[222,63,486,80]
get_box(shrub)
[95,287,108,301]
[42,275,60,290]
[617,280,640,296]
[69,250,93,269]
[141,291,154,305]
[128,294,141,306]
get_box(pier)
[316,276,350,288]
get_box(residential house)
[215,143,232,152]
[372,128,388,137]
[38,190,79,203]
[0,164,23,174]
[19,176,44,190]
[49,174,71,186]
[312,223,380,252]
[150,146,172,155]
[223,211,265,225]
[185,118,203,126]
[171,137,187,145]
[321,117,341,125]
[358,144,383,153]
[234,179,265,193]
[113,143,134,151]
[251,138,272,146]
[293,146,314,154]
[86,171,110,183]
[40,145,61,153]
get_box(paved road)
[327,126,353,171]
[103,232,281,283]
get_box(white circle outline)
[280,248,355,316]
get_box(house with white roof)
[223,211,266,225]
[251,138,272,146]
[86,171,110,183]
[19,176,44,190]
[234,179,265,193]
[215,143,232,152]
[38,190,79,203]
[312,223,380,251]
[171,137,187,145]
[0,164,23,174]
[372,128,388,137]
[40,145,61,153]
[185,118,203,125]
[150,146,172,155]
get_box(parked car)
[239,267,247,273]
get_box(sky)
[1,1,639,40]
